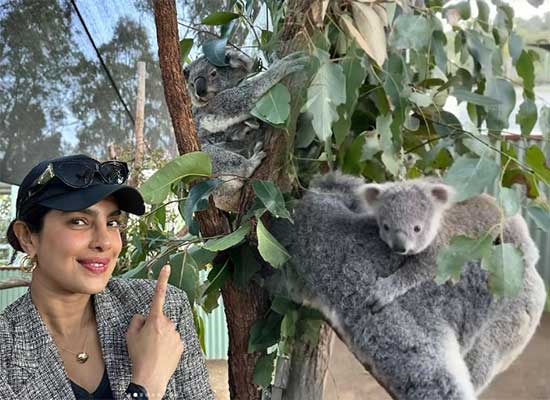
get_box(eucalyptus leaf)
[302,60,345,142]
[451,89,501,106]
[257,219,290,268]
[231,244,262,289]
[139,152,211,204]
[179,38,193,65]
[485,78,516,132]
[183,179,223,236]
[250,83,291,125]
[201,11,240,26]
[444,155,500,202]
[252,352,277,387]
[482,243,524,298]
[203,38,229,66]
[168,252,200,306]
[498,187,521,217]
[389,15,434,50]
[540,106,550,156]
[203,222,251,251]
[516,99,537,136]
[436,234,493,284]
[252,180,291,220]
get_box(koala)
[271,172,545,399]
[357,180,505,312]
[184,50,308,211]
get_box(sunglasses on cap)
[22,159,129,204]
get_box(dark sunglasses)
[24,160,129,201]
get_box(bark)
[283,323,334,400]
[129,61,146,187]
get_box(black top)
[70,368,113,399]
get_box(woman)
[1,154,215,399]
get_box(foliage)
[120,0,550,390]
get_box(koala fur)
[184,50,308,211]
[357,180,507,312]
[271,172,546,399]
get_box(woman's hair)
[6,205,51,252]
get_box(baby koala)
[358,179,503,312]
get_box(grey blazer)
[0,278,215,400]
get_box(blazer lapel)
[94,287,133,400]
[10,292,76,399]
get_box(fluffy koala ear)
[430,184,455,208]
[357,183,383,207]
[224,49,254,72]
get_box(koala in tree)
[271,172,546,399]
[356,180,506,312]
[184,50,308,211]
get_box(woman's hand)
[126,265,184,398]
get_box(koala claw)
[253,141,264,153]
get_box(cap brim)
[38,184,146,215]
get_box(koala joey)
[184,50,308,211]
[357,180,511,312]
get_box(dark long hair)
[6,205,51,253]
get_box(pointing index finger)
[150,264,170,317]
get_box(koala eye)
[210,69,217,77]
[183,68,190,80]
[414,225,422,233]
[383,223,390,232]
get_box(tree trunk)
[153,2,268,399]
[283,323,334,400]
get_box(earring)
[20,255,38,273]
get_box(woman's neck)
[30,278,94,339]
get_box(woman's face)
[30,197,123,295]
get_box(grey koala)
[356,179,506,312]
[184,50,308,211]
[271,172,545,399]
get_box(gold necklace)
[55,314,92,364]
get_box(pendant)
[76,352,89,363]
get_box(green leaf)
[436,234,493,284]
[482,243,524,298]
[516,51,535,100]
[476,0,490,32]
[444,1,471,21]
[342,132,366,175]
[203,223,251,251]
[203,259,230,297]
[508,33,523,64]
[201,12,240,26]
[257,219,290,268]
[231,244,261,289]
[302,60,346,141]
[540,106,550,156]
[451,89,501,107]
[525,145,550,183]
[485,78,516,132]
[409,92,432,108]
[248,312,283,352]
[183,179,223,236]
[203,38,229,67]
[444,155,500,202]
[139,152,212,204]
[271,296,298,315]
[169,252,200,306]
[252,180,291,220]
[498,187,521,217]
[389,15,434,50]
[516,99,537,136]
[250,83,291,125]
[179,38,193,65]
[252,352,277,387]
[527,205,550,232]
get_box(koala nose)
[194,76,207,97]
[392,243,407,254]
[392,233,408,254]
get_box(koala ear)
[358,184,383,207]
[225,49,253,72]
[430,184,455,207]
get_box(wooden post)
[129,61,146,187]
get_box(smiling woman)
[1,155,214,400]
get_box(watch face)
[126,383,148,399]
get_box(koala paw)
[365,278,397,313]
[273,52,309,78]
[247,148,266,172]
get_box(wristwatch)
[125,382,149,399]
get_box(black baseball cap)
[8,154,145,250]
